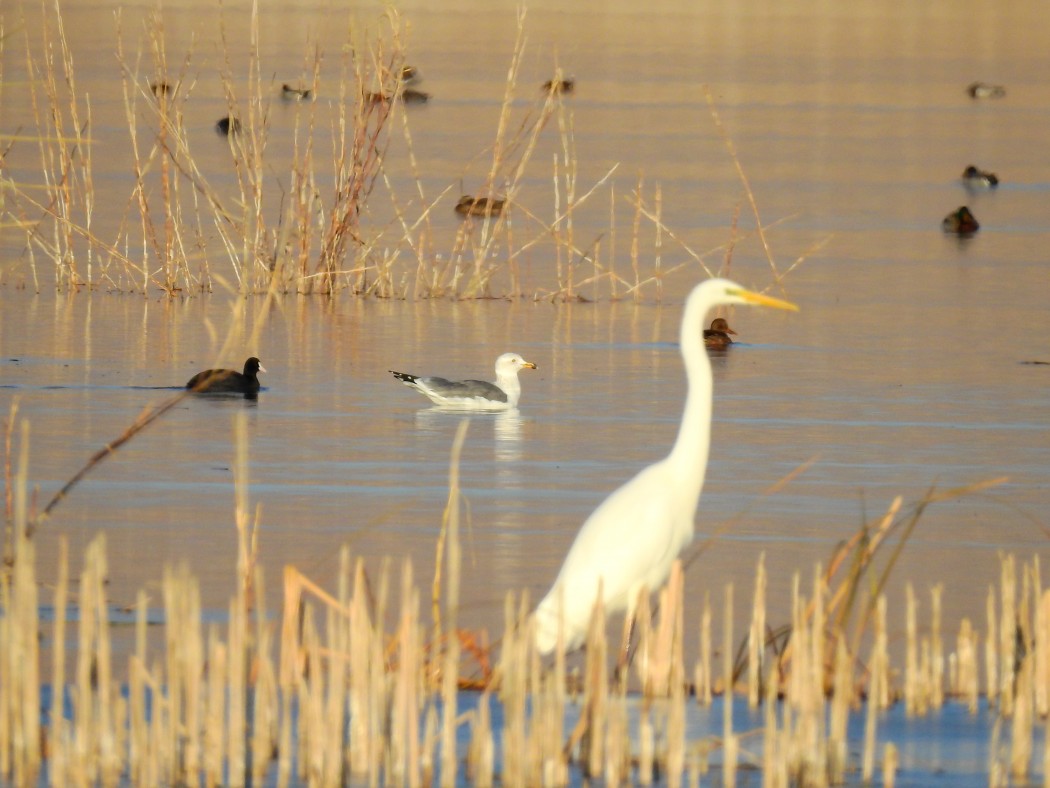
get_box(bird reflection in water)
[412,407,523,462]
[494,408,523,462]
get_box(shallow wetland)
[1,0,1049,784]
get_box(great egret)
[704,317,737,349]
[185,357,266,396]
[389,352,537,410]
[533,279,798,654]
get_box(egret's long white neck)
[667,287,713,497]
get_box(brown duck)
[703,317,737,349]
[942,206,979,235]
[455,196,506,218]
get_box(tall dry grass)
[2,4,821,301]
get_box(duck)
[402,88,430,104]
[389,353,537,410]
[215,116,241,136]
[400,65,420,83]
[962,165,999,189]
[542,77,575,94]
[281,84,312,101]
[703,317,737,349]
[966,82,1006,99]
[185,357,266,396]
[365,88,430,105]
[942,206,979,235]
[150,80,172,98]
[455,195,506,218]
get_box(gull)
[389,352,537,410]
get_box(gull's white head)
[495,353,537,376]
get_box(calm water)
[2,0,1049,736]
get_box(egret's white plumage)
[390,352,537,410]
[533,278,798,654]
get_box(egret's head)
[701,278,799,312]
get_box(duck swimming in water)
[966,82,1006,99]
[942,206,980,235]
[962,165,999,189]
[215,116,241,136]
[703,317,737,349]
[366,88,430,105]
[542,77,575,94]
[454,195,506,218]
[281,84,312,101]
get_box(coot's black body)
[186,357,265,397]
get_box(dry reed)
[3,2,819,302]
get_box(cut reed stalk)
[827,637,851,783]
[883,742,898,788]
[696,591,712,706]
[747,554,766,708]
[250,568,277,785]
[999,554,1017,717]
[439,420,469,787]
[905,583,922,715]
[496,592,524,783]
[1037,590,1050,717]
[4,420,40,785]
[581,586,609,780]
[862,595,887,782]
[1010,652,1033,780]
[987,584,1000,707]
[48,539,70,785]
[954,617,980,713]
[722,583,737,787]
[931,583,944,709]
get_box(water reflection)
[493,408,523,462]
[411,406,523,462]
